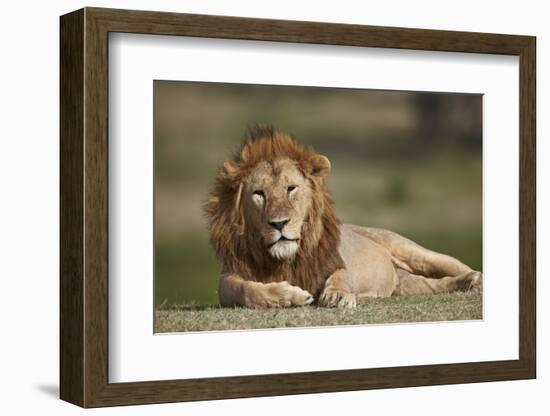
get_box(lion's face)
[206,127,335,274]
[243,157,315,260]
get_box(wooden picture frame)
[60,7,536,408]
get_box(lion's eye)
[287,186,297,193]
[253,190,265,197]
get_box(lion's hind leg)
[348,225,476,278]
[387,235,482,295]
[344,225,482,296]
[393,268,481,296]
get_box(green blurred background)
[154,81,482,307]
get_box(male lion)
[204,126,481,308]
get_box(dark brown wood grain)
[60,7,537,408]
[518,38,537,375]
[59,8,84,406]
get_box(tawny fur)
[203,126,482,309]
[204,126,343,299]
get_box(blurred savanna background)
[154,80,482,319]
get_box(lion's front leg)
[219,274,314,308]
[319,269,357,308]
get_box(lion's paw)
[319,288,357,308]
[465,271,482,292]
[252,281,314,308]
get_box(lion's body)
[204,126,481,308]
[337,224,480,303]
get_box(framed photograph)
[60,7,536,408]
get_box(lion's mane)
[203,126,344,297]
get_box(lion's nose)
[269,219,289,231]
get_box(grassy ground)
[154,291,482,333]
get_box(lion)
[204,126,482,308]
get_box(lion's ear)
[310,154,331,178]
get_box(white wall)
[0,0,545,414]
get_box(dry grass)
[155,291,482,333]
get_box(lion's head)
[204,126,344,297]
